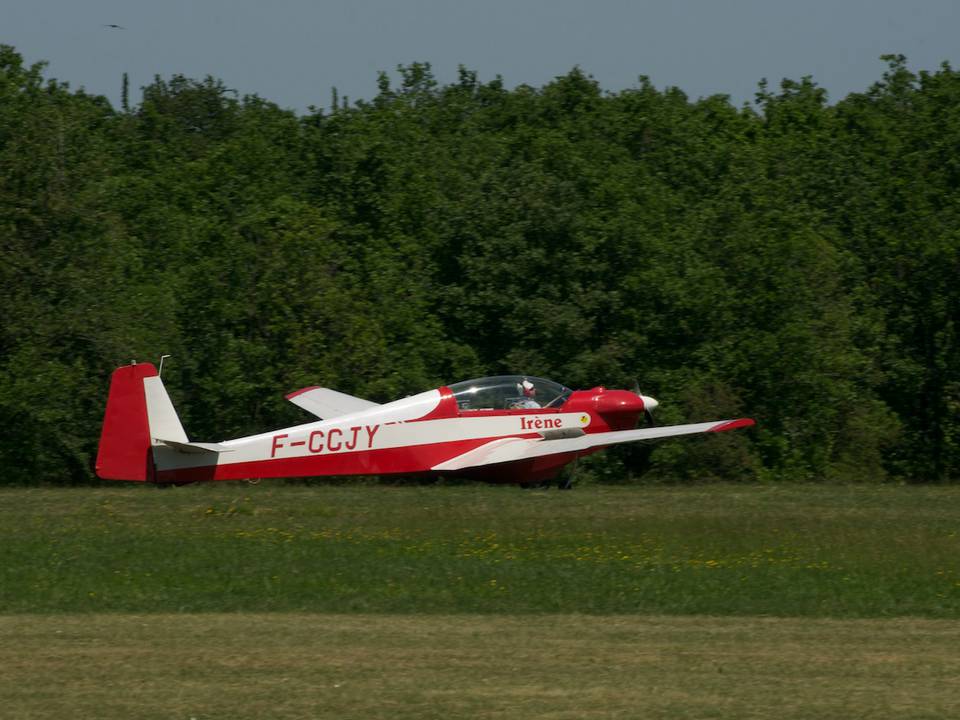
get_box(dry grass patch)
[2,613,959,719]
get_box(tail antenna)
[158,354,171,377]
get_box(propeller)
[633,379,659,426]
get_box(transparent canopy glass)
[448,376,572,411]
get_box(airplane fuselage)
[154,385,595,483]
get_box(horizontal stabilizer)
[154,439,235,454]
[433,418,755,472]
[286,386,380,419]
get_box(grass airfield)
[2,483,959,718]
[4,613,959,719]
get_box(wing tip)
[285,385,322,400]
[707,418,756,433]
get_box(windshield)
[448,376,572,411]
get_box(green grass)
[1,483,959,616]
[5,484,959,719]
[4,613,960,720]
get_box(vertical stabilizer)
[95,363,158,481]
[144,375,188,442]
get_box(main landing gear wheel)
[556,456,578,490]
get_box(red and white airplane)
[96,362,754,487]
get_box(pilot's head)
[520,379,535,397]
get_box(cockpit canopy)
[448,376,572,411]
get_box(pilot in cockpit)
[513,379,541,409]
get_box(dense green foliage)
[2,485,959,616]
[1,46,958,483]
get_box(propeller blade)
[632,380,658,426]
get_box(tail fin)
[96,362,188,481]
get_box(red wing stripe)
[707,418,756,433]
[285,386,321,400]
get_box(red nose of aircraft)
[595,390,647,415]
[593,389,658,430]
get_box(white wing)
[285,386,380,419]
[432,419,754,472]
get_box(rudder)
[95,363,158,481]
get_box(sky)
[3,0,959,113]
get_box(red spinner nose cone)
[595,390,646,414]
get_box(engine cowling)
[562,387,650,431]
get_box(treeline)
[1,45,957,484]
